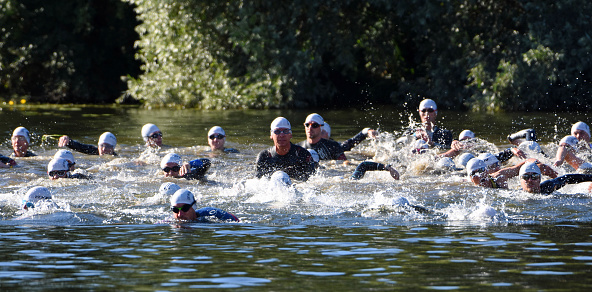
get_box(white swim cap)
[477,152,499,167]
[54,149,75,164]
[12,127,30,143]
[160,153,183,169]
[458,130,475,140]
[23,186,52,208]
[159,182,181,196]
[436,157,457,170]
[308,149,320,163]
[270,117,291,131]
[322,123,331,137]
[47,158,70,172]
[141,123,161,141]
[208,126,226,137]
[170,189,195,205]
[98,132,117,147]
[466,158,487,176]
[419,99,437,110]
[305,113,324,125]
[518,141,542,154]
[270,170,292,186]
[571,121,590,137]
[559,135,579,148]
[456,153,475,168]
[519,161,541,176]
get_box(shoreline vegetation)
[1,1,591,111]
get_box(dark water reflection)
[1,224,592,290]
[1,105,592,289]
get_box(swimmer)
[58,132,117,156]
[553,135,592,173]
[467,158,557,189]
[298,113,347,160]
[142,123,163,147]
[321,122,378,152]
[47,158,90,180]
[570,121,591,147]
[519,161,592,194]
[160,153,211,180]
[22,186,53,210]
[207,126,239,153]
[54,149,76,171]
[170,189,239,222]
[11,127,36,157]
[350,161,400,180]
[255,117,315,181]
[0,153,17,168]
[411,99,453,149]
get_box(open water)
[1,105,591,290]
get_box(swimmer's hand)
[179,162,191,177]
[386,165,400,180]
[511,147,527,159]
[58,135,70,147]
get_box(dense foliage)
[2,0,591,111]
[0,0,139,103]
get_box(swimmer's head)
[98,132,117,155]
[304,113,325,126]
[22,186,52,210]
[170,189,197,220]
[270,117,291,132]
[456,153,475,168]
[458,130,475,140]
[208,126,226,151]
[321,122,331,139]
[419,99,437,111]
[466,158,487,177]
[142,123,161,141]
[12,127,30,144]
[270,170,292,186]
[159,182,181,196]
[308,149,320,163]
[518,141,542,154]
[54,149,75,170]
[477,152,500,171]
[571,121,590,142]
[559,135,579,149]
[160,153,182,169]
[47,158,70,179]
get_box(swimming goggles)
[521,173,541,181]
[209,134,225,140]
[163,166,181,173]
[149,132,162,139]
[272,129,292,135]
[171,201,195,213]
[48,170,68,177]
[304,123,322,129]
[421,108,435,113]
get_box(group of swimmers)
[4,98,592,222]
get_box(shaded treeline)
[1,0,591,111]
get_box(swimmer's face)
[163,162,181,178]
[304,122,322,141]
[172,203,197,221]
[48,170,68,180]
[520,172,541,193]
[147,131,163,147]
[572,129,590,143]
[208,133,225,151]
[419,108,437,125]
[270,128,292,148]
[11,135,28,154]
[98,143,115,155]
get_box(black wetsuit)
[409,126,453,149]
[298,138,346,160]
[182,159,211,180]
[195,207,239,222]
[255,143,315,181]
[340,130,370,152]
[1,154,17,166]
[66,140,117,156]
[539,174,592,194]
[351,161,389,180]
[69,173,91,180]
